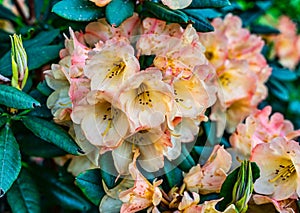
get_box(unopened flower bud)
[10,34,28,90]
[231,160,254,213]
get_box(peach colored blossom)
[230,106,294,157]
[272,16,300,70]
[71,91,130,149]
[198,199,238,213]
[119,149,163,213]
[198,14,271,134]
[253,194,296,213]
[177,191,201,213]
[116,68,174,132]
[251,137,300,200]
[112,127,171,174]
[184,145,232,194]
[89,0,111,7]
[161,0,192,9]
[84,13,141,46]
[84,40,140,97]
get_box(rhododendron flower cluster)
[46,14,216,175]
[267,16,300,70]
[198,14,272,134]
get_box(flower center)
[101,107,112,136]
[137,83,153,107]
[269,162,296,182]
[219,73,231,87]
[205,51,214,60]
[106,61,126,79]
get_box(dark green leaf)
[267,79,290,101]
[0,116,8,128]
[251,162,260,182]
[21,116,82,155]
[99,152,122,189]
[188,15,214,32]
[0,85,40,109]
[173,144,195,172]
[144,1,189,23]
[289,100,300,115]
[139,55,155,70]
[23,29,61,48]
[27,163,92,211]
[76,169,105,205]
[52,0,105,21]
[189,0,231,8]
[219,165,239,210]
[163,160,183,188]
[270,65,297,81]
[27,44,63,70]
[184,8,221,19]
[0,124,21,197]
[7,168,40,213]
[37,81,53,96]
[106,0,135,27]
[17,131,67,158]
[250,24,280,35]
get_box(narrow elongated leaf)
[188,15,214,32]
[7,169,40,213]
[21,116,82,155]
[0,124,21,197]
[17,132,67,158]
[189,0,231,8]
[52,0,105,21]
[267,79,290,101]
[106,0,134,27]
[0,85,40,109]
[250,24,280,35]
[144,1,189,23]
[76,169,105,205]
[271,66,297,81]
[27,164,92,211]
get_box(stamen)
[269,163,295,183]
[106,61,126,79]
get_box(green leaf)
[187,15,214,32]
[270,65,297,81]
[0,124,21,197]
[21,116,82,155]
[26,163,92,211]
[23,29,61,48]
[99,152,122,189]
[0,116,8,128]
[163,160,183,189]
[17,131,67,158]
[106,0,135,27]
[185,8,221,19]
[0,44,63,76]
[250,24,280,35]
[76,169,105,205]
[267,79,290,101]
[37,81,53,96]
[7,168,40,213]
[144,1,189,23]
[52,0,105,21]
[0,85,40,109]
[182,9,214,32]
[189,0,231,8]
[251,162,260,182]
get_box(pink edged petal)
[161,0,192,9]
